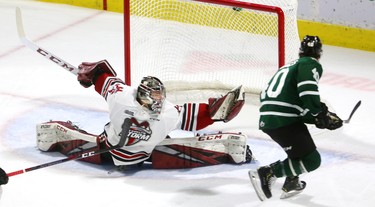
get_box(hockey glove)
[315,102,343,130]
[209,85,245,122]
[77,60,117,88]
[0,167,8,185]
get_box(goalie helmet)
[137,76,166,116]
[299,35,323,59]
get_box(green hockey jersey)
[259,57,323,130]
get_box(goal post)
[123,0,299,101]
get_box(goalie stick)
[15,7,79,76]
[343,100,361,124]
[0,118,131,184]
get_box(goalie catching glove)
[77,59,116,87]
[315,102,343,130]
[209,85,245,122]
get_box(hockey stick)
[5,118,131,178]
[343,100,361,124]
[15,7,79,76]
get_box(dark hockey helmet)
[137,76,166,116]
[299,35,323,59]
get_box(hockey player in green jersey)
[248,35,343,201]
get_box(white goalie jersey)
[97,76,182,165]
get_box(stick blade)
[15,7,26,38]
[344,100,361,123]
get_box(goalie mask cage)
[124,0,299,102]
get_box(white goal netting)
[124,0,300,103]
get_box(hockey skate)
[248,166,276,201]
[280,176,306,199]
[107,162,145,174]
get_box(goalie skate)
[280,176,306,199]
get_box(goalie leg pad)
[36,120,103,164]
[209,85,245,122]
[151,133,252,169]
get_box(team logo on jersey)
[124,118,152,146]
[312,68,320,82]
[174,105,182,113]
[108,83,123,94]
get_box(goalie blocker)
[36,121,253,169]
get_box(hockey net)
[124,0,300,103]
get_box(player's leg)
[265,122,320,198]
[249,121,320,200]
[265,122,321,177]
